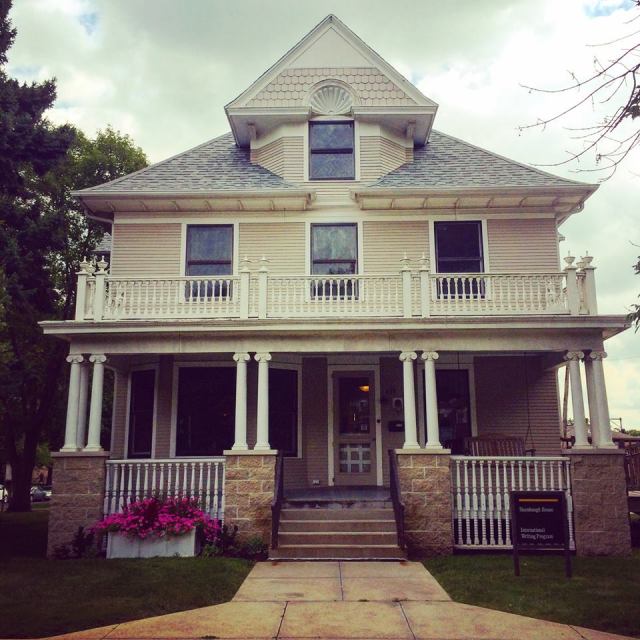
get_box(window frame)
[308,120,356,181]
[124,365,158,459]
[433,220,485,274]
[184,224,235,278]
[309,222,359,276]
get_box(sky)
[6,0,640,429]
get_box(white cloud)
[6,0,640,426]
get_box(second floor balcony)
[75,254,598,323]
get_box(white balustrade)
[267,274,404,318]
[451,456,574,549]
[104,458,225,520]
[76,270,583,321]
[429,273,568,315]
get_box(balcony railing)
[76,254,598,322]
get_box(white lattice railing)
[450,456,574,550]
[103,278,240,319]
[429,273,568,315]
[104,458,225,520]
[267,274,404,318]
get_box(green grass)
[424,551,640,639]
[0,507,254,639]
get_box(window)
[185,225,233,298]
[269,368,299,457]
[309,121,355,180]
[127,369,155,458]
[311,223,358,298]
[176,367,235,456]
[434,221,484,273]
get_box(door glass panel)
[338,443,371,473]
[338,377,370,434]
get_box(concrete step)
[279,519,397,533]
[279,531,398,546]
[283,499,392,509]
[269,544,406,560]
[280,508,393,521]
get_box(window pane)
[187,263,232,277]
[311,262,356,276]
[310,122,354,150]
[435,222,483,259]
[312,225,357,261]
[187,226,233,262]
[269,369,298,457]
[338,377,370,434]
[128,369,155,458]
[437,259,483,273]
[310,153,355,179]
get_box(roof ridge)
[75,132,236,195]
[431,129,597,188]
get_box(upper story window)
[309,121,355,180]
[311,223,358,275]
[186,225,233,276]
[434,221,484,273]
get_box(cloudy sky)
[7,0,640,428]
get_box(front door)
[332,371,377,486]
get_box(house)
[43,15,631,558]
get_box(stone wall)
[223,452,276,544]
[47,452,109,557]
[396,450,453,556]
[567,450,631,556]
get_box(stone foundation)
[566,450,631,556]
[47,452,109,557]
[223,451,277,544]
[396,450,453,556]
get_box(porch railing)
[76,254,599,322]
[271,453,285,550]
[104,458,225,520]
[450,456,574,550]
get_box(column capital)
[399,351,417,362]
[254,352,272,362]
[421,351,440,362]
[66,355,84,365]
[588,350,607,361]
[564,350,584,362]
[89,354,107,364]
[233,352,250,363]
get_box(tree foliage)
[0,0,147,510]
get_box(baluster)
[104,465,112,514]
[205,462,212,513]
[518,460,524,490]
[479,460,487,545]
[219,461,226,521]
[198,462,204,506]
[167,463,173,499]
[487,460,495,546]
[525,460,531,490]
[118,464,126,511]
[213,461,220,518]
[564,461,575,549]
[108,465,118,514]
[504,462,512,546]
[143,463,149,500]
[463,460,471,545]
[182,463,188,499]
[455,460,463,545]
[134,463,142,501]
[471,459,479,545]
[495,460,503,545]
[158,463,165,500]
[533,460,539,490]
[189,462,196,500]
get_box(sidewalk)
[48,561,634,639]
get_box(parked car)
[30,485,51,502]
[0,484,7,503]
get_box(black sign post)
[510,491,571,578]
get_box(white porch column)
[232,353,250,450]
[589,351,616,448]
[85,355,107,451]
[564,351,590,448]
[399,351,420,450]
[583,354,601,448]
[76,361,90,449]
[422,351,442,449]
[254,352,272,451]
[61,355,84,452]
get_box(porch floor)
[285,486,390,501]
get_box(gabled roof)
[74,132,301,196]
[369,131,590,189]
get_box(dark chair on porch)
[463,435,536,457]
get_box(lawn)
[425,551,640,639]
[0,507,253,639]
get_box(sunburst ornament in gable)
[308,83,355,116]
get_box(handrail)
[388,449,406,550]
[270,453,285,550]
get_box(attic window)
[309,121,355,180]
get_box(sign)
[510,491,571,577]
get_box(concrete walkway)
[48,561,634,640]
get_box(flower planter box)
[107,529,199,559]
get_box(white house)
[43,15,631,558]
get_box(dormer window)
[309,121,355,180]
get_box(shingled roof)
[368,130,586,190]
[76,128,588,198]
[75,132,301,195]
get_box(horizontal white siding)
[238,222,306,273]
[363,220,429,273]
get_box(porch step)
[280,508,392,520]
[280,519,396,533]
[283,499,392,509]
[269,544,405,560]
[278,531,398,546]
